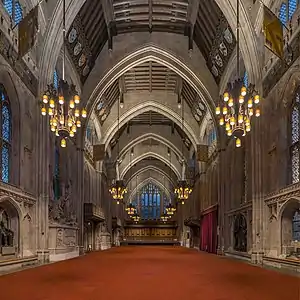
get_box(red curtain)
[200,209,218,253]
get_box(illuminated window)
[3,0,23,25]
[288,0,297,20]
[53,69,59,90]
[279,3,287,25]
[138,182,162,219]
[291,91,300,183]
[0,84,11,183]
[243,71,248,88]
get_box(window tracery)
[279,1,298,25]
[292,209,300,241]
[3,0,23,25]
[0,84,11,183]
[133,182,163,219]
[291,90,300,183]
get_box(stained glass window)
[292,210,300,241]
[288,0,297,20]
[291,91,300,183]
[208,127,216,146]
[53,69,59,90]
[279,3,287,25]
[137,182,162,219]
[0,84,11,183]
[243,71,248,88]
[3,0,23,25]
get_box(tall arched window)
[290,91,300,183]
[139,182,161,219]
[0,85,11,183]
[53,145,61,200]
[279,1,298,25]
[53,69,59,90]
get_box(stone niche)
[48,223,79,262]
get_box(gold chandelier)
[125,202,136,215]
[165,203,176,216]
[131,212,140,223]
[161,213,169,223]
[215,0,260,148]
[109,180,127,204]
[40,0,86,148]
[41,81,87,147]
[175,180,192,205]
[215,80,260,147]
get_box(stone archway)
[0,197,21,257]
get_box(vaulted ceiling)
[66,0,236,84]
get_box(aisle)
[0,247,298,300]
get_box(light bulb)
[225,123,230,131]
[241,86,247,97]
[249,108,253,116]
[82,109,87,118]
[230,117,235,126]
[215,106,221,115]
[246,125,251,132]
[59,115,64,125]
[48,108,53,116]
[228,98,234,107]
[238,114,243,124]
[52,118,58,127]
[239,96,244,104]
[69,100,75,109]
[255,108,260,117]
[223,107,227,115]
[76,120,81,127]
[245,118,250,126]
[236,138,241,148]
[120,102,124,108]
[55,130,59,137]
[219,117,224,126]
[41,107,46,116]
[227,129,232,136]
[49,99,55,108]
[75,109,80,117]
[72,125,77,133]
[223,92,229,102]
[60,138,67,148]
[178,103,181,109]
[248,99,253,108]
[59,96,64,105]
[67,118,73,127]
[254,95,260,104]
[69,131,74,137]
[43,95,48,104]
[50,125,56,132]
[74,95,80,104]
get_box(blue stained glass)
[243,71,248,88]
[0,92,4,101]
[53,69,59,89]
[288,0,297,20]
[3,0,13,17]
[279,3,287,25]
[1,145,9,183]
[14,1,23,25]
[292,211,300,240]
[292,106,299,144]
[2,104,10,142]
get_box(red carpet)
[0,247,298,300]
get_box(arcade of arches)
[0,0,299,297]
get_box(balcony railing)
[84,203,105,222]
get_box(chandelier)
[125,202,136,215]
[41,81,87,147]
[165,203,176,216]
[215,0,260,148]
[131,212,140,223]
[40,0,86,148]
[161,213,169,223]
[216,80,260,148]
[175,180,192,205]
[109,180,127,204]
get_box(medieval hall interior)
[0,0,299,299]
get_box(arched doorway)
[0,198,20,257]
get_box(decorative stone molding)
[264,182,300,205]
[0,182,36,206]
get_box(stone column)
[35,105,50,263]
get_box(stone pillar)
[35,106,50,263]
